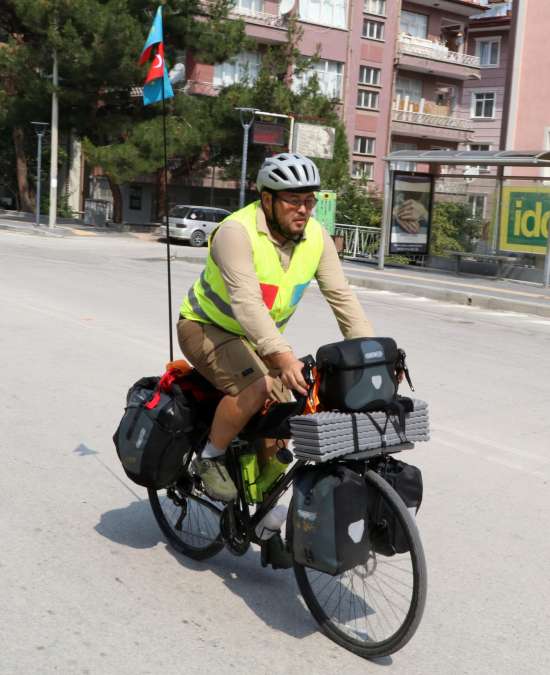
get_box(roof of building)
[384,150,550,166]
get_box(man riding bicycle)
[178,152,374,501]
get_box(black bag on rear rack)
[113,376,194,489]
[367,457,423,556]
[316,337,399,413]
[292,465,369,575]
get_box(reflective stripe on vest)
[179,201,324,335]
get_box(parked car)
[157,205,231,246]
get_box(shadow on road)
[96,497,318,643]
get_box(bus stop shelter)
[378,150,550,287]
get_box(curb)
[174,254,550,320]
[345,274,550,319]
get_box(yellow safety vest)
[180,201,324,335]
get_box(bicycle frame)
[220,438,415,547]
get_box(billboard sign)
[252,121,286,146]
[293,123,335,159]
[389,172,434,254]
[314,191,337,235]
[499,186,550,255]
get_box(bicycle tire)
[148,478,224,561]
[290,468,427,659]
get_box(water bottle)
[255,504,288,541]
[255,447,293,496]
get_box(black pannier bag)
[113,376,194,489]
[316,337,399,413]
[367,457,423,556]
[292,465,369,575]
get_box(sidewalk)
[2,211,549,319]
[173,252,550,319]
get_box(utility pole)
[237,108,256,209]
[48,49,59,229]
[31,122,49,228]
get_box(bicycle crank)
[220,503,250,556]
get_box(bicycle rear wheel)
[291,468,427,659]
[148,473,224,560]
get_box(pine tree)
[0,0,247,218]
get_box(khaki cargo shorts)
[177,318,290,401]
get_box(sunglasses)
[276,195,318,210]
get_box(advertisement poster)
[499,186,550,255]
[390,173,433,254]
[314,191,337,235]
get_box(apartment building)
[185,1,488,187]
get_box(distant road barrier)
[334,224,381,260]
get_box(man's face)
[263,191,317,240]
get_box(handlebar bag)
[113,376,194,489]
[292,465,369,575]
[316,337,399,412]
[367,457,423,556]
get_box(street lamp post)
[237,108,256,209]
[31,122,49,228]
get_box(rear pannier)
[292,465,370,575]
[113,375,194,489]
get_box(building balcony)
[397,34,481,81]
[392,99,474,143]
[228,5,284,28]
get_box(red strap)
[144,370,177,409]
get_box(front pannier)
[292,466,369,575]
[113,376,194,489]
[367,457,423,556]
[316,337,399,413]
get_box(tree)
[430,201,483,256]
[0,0,248,218]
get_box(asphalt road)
[1,230,549,674]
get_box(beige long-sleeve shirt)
[210,205,374,357]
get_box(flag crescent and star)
[139,6,174,106]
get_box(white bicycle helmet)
[257,153,321,193]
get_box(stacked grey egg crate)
[289,399,429,462]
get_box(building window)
[354,136,376,155]
[357,89,379,109]
[232,0,264,16]
[468,194,487,219]
[293,59,344,99]
[469,143,490,152]
[364,0,385,16]
[213,51,261,87]
[476,38,500,67]
[362,19,384,40]
[466,143,491,175]
[391,141,417,172]
[471,92,495,118]
[400,10,428,39]
[396,75,423,103]
[359,65,381,86]
[299,0,348,30]
[352,161,374,180]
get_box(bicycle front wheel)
[292,468,427,659]
[148,475,224,560]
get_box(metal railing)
[398,34,480,68]
[334,224,380,259]
[392,107,473,131]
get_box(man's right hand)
[265,351,308,396]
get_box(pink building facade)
[184,1,491,189]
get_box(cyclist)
[177,152,373,552]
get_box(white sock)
[201,441,225,459]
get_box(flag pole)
[162,72,174,362]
